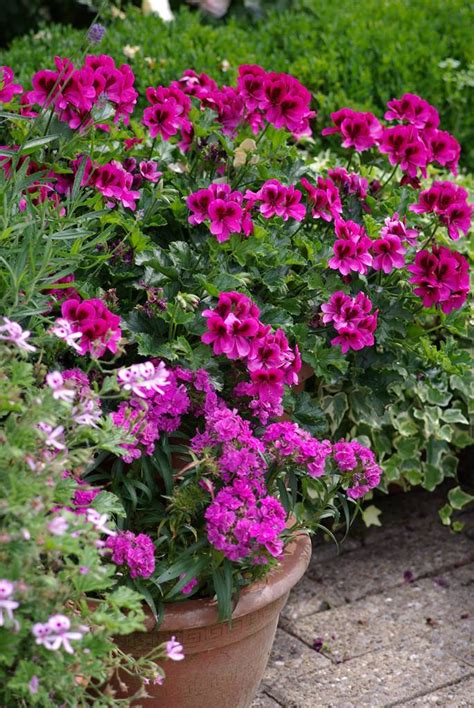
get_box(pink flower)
[143,85,191,140]
[139,160,162,183]
[0,317,36,352]
[322,108,382,151]
[408,245,469,314]
[423,129,460,175]
[187,188,213,225]
[384,93,439,130]
[301,177,342,222]
[249,368,285,402]
[262,72,315,137]
[117,361,169,398]
[60,297,121,357]
[90,161,140,211]
[329,220,372,275]
[252,179,306,221]
[237,64,268,111]
[0,67,23,103]
[32,614,87,654]
[208,199,243,242]
[166,636,185,661]
[328,167,368,200]
[378,125,429,178]
[106,531,155,578]
[0,580,19,630]
[380,212,418,247]
[409,181,472,240]
[321,292,377,353]
[371,234,406,273]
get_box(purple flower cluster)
[408,245,469,314]
[263,422,332,478]
[331,441,382,499]
[112,366,213,462]
[106,530,155,578]
[205,480,286,563]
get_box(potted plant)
[0,37,471,705]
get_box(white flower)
[48,516,68,536]
[118,360,169,398]
[0,317,36,352]
[86,509,116,536]
[46,371,76,403]
[50,319,83,352]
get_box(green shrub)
[1,0,474,168]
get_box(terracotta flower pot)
[112,532,311,708]
[293,362,314,394]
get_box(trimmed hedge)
[1,0,473,168]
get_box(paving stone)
[305,515,474,606]
[281,566,474,662]
[264,628,331,684]
[262,637,473,708]
[251,691,282,707]
[401,675,474,706]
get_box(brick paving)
[253,487,474,707]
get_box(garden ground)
[253,487,474,707]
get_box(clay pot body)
[293,362,314,394]
[113,532,311,708]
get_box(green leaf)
[361,504,382,527]
[19,135,61,154]
[447,486,474,510]
[322,392,348,434]
[440,409,469,424]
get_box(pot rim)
[149,531,311,631]
[89,532,311,632]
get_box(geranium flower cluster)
[202,292,301,421]
[0,580,19,631]
[321,291,378,353]
[32,614,88,654]
[409,181,472,241]
[52,297,121,357]
[323,93,461,180]
[301,176,342,222]
[408,245,469,314]
[263,422,332,478]
[144,64,314,143]
[22,54,138,130]
[187,179,306,241]
[327,167,369,202]
[0,66,23,104]
[331,441,382,499]
[106,531,156,579]
[328,219,373,276]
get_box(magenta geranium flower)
[60,297,121,357]
[0,67,23,103]
[384,93,439,130]
[322,108,382,151]
[208,199,243,242]
[378,125,429,178]
[408,246,469,313]
[371,234,406,274]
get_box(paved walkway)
[253,487,474,707]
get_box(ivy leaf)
[361,504,382,527]
[447,486,474,510]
